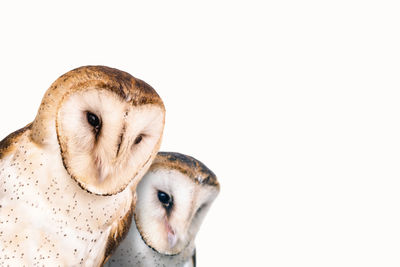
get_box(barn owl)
[0,66,165,266]
[106,152,220,267]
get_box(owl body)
[106,217,195,267]
[0,66,165,266]
[106,152,219,267]
[0,128,132,266]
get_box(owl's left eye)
[134,134,144,145]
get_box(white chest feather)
[0,134,132,266]
[105,220,194,267]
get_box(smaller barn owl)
[106,152,220,267]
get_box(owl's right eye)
[86,112,101,132]
[157,190,173,209]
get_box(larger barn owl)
[0,66,165,266]
[106,152,220,267]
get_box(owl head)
[134,152,220,255]
[30,66,165,195]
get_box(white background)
[0,1,399,266]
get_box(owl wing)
[98,200,134,267]
[0,123,32,161]
[190,248,196,267]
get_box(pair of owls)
[0,66,219,266]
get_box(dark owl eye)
[157,190,172,208]
[86,112,101,130]
[134,134,143,145]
